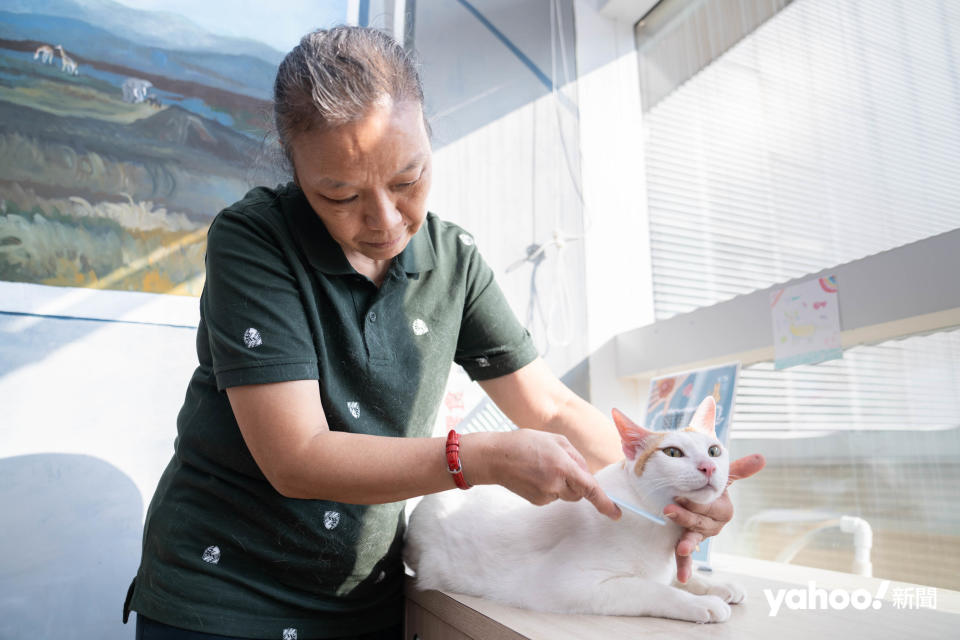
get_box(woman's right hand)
[461,429,622,520]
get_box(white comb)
[609,496,668,525]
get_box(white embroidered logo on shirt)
[201,545,221,564]
[347,402,360,419]
[412,319,429,336]
[243,328,262,348]
[282,629,298,640]
[458,233,475,246]
[323,511,341,530]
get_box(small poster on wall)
[770,275,843,370]
[646,362,740,567]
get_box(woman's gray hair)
[273,26,427,167]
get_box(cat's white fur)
[405,396,745,623]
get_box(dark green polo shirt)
[128,183,537,639]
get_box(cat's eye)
[662,446,684,458]
[708,445,722,457]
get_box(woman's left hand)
[663,453,766,582]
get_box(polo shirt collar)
[281,183,436,277]
[396,216,436,275]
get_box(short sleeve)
[202,210,318,390]
[454,247,538,381]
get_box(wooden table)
[405,554,960,639]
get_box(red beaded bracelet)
[445,429,471,490]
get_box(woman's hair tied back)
[273,26,426,166]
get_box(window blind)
[636,0,960,589]
[734,328,960,435]
[638,0,960,434]
[638,0,960,322]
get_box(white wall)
[0,288,198,639]
[573,0,654,419]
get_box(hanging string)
[507,0,587,355]
[506,229,581,355]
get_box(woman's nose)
[364,193,402,229]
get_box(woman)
[125,26,762,640]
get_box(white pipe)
[774,519,841,565]
[840,516,873,577]
[772,516,874,577]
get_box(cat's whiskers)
[629,478,677,505]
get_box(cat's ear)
[686,396,717,435]
[612,408,656,460]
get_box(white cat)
[405,396,745,623]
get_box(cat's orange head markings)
[631,433,666,477]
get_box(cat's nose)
[698,461,716,479]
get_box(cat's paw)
[678,594,731,624]
[705,580,746,604]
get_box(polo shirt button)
[368,311,377,322]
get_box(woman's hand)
[663,453,766,582]
[462,429,622,520]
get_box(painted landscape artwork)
[0,0,335,295]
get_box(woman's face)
[290,99,432,273]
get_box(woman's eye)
[708,445,721,457]
[323,194,357,204]
[663,447,684,458]
[394,179,418,189]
